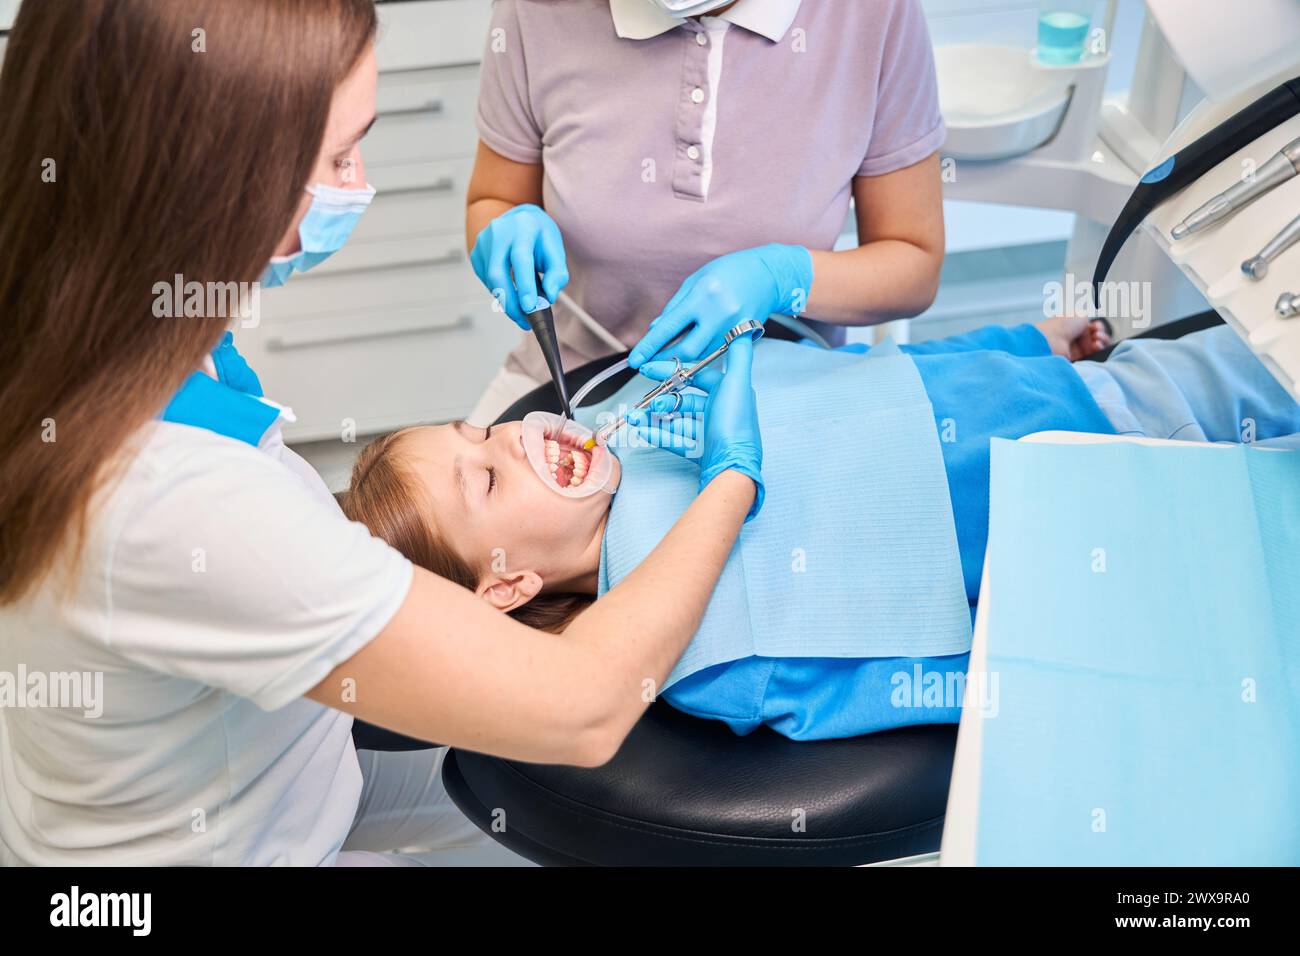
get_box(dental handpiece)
[1242,212,1300,279]
[1277,290,1300,318]
[1172,135,1300,240]
[584,319,764,449]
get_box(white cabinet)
[0,0,502,484]
[235,0,507,442]
[0,0,504,443]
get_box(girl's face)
[399,422,614,607]
[274,44,378,257]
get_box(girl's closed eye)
[487,466,498,495]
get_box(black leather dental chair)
[441,319,955,866]
[414,310,1227,866]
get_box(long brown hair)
[341,430,591,634]
[0,0,377,604]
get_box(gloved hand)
[470,203,569,329]
[626,332,765,519]
[627,243,813,369]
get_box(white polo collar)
[609,0,802,43]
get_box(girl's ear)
[476,571,544,614]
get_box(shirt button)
[696,32,708,45]
[691,87,706,104]
[687,145,701,161]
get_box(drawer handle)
[266,312,474,351]
[323,247,464,277]
[379,176,457,197]
[379,98,445,118]
[428,247,465,267]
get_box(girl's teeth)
[537,432,598,490]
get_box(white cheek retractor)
[522,411,620,498]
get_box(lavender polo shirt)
[476,0,946,382]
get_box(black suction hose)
[524,275,573,418]
[1091,76,1300,325]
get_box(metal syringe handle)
[592,320,764,446]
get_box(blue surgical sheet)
[975,437,1300,865]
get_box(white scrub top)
[0,340,413,865]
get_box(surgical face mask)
[645,0,735,17]
[262,182,376,288]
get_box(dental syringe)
[582,319,764,450]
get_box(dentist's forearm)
[563,469,755,736]
[307,470,749,770]
[805,240,942,325]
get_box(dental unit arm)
[1091,75,1300,316]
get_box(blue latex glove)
[470,203,569,329]
[627,243,813,369]
[626,332,765,519]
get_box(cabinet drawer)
[242,292,519,441]
[376,63,477,116]
[369,65,480,165]
[367,152,473,200]
[376,0,491,72]
[358,155,474,240]
[261,229,478,297]
[312,230,473,279]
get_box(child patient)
[342,315,1300,742]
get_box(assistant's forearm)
[465,197,514,253]
[564,470,755,734]
[805,240,942,326]
[464,141,544,254]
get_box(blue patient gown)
[640,323,1300,740]
[595,324,1119,741]
[666,325,1118,739]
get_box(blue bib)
[593,338,972,691]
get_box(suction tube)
[567,358,631,412]
[524,301,573,419]
[1091,76,1300,323]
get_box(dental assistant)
[465,0,947,423]
[0,0,762,867]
